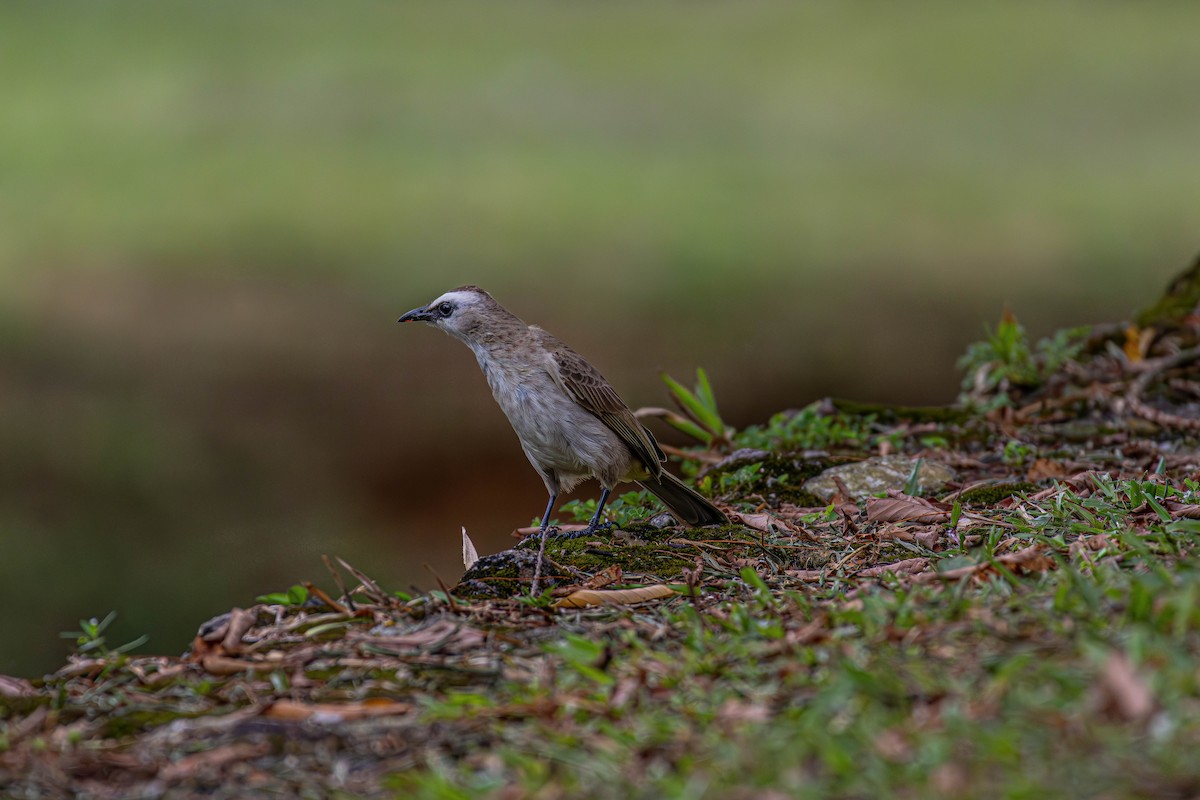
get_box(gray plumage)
[398,286,727,530]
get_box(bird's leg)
[537,493,558,535]
[553,486,614,540]
[586,486,612,533]
[531,493,557,596]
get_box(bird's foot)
[553,521,615,540]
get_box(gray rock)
[803,455,956,501]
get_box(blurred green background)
[2,1,1197,676]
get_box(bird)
[398,285,728,539]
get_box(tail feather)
[637,472,728,527]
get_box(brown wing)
[541,334,665,477]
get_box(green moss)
[0,694,49,719]
[705,454,844,508]
[957,481,1040,505]
[455,551,530,599]
[1136,254,1200,328]
[541,527,701,577]
[99,707,212,739]
[829,399,972,425]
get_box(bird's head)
[397,285,502,344]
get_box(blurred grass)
[1,0,1197,304]
[0,0,1198,676]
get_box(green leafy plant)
[637,368,733,449]
[256,584,309,606]
[547,633,613,686]
[1002,439,1036,466]
[60,611,148,660]
[735,402,874,451]
[957,311,1088,409]
[560,489,659,527]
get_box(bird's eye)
[438,302,453,317]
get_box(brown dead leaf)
[553,584,675,608]
[301,582,353,615]
[159,742,272,782]
[3,705,49,746]
[1166,500,1200,519]
[915,545,1055,583]
[1093,652,1155,723]
[200,656,281,676]
[1027,457,1069,482]
[785,618,829,645]
[873,728,912,762]
[609,675,644,710]
[930,763,970,796]
[1070,534,1113,559]
[731,511,801,534]
[219,607,256,655]
[262,698,413,722]
[784,569,825,581]
[1124,324,1155,363]
[866,495,951,524]
[716,698,771,724]
[0,675,35,698]
[874,526,942,549]
[775,502,828,520]
[359,618,486,653]
[583,564,623,590]
[997,544,1056,574]
[126,659,190,686]
[857,558,931,578]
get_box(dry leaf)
[1123,324,1155,363]
[866,495,951,524]
[553,584,675,608]
[1027,458,1068,482]
[159,743,271,782]
[462,526,479,570]
[1093,652,1155,723]
[583,564,623,589]
[732,511,801,533]
[200,656,280,676]
[716,698,771,724]
[915,545,1054,583]
[873,728,911,762]
[219,607,256,655]
[0,675,35,698]
[360,618,486,653]
[997,544,1056,574]
[785,569,825,581]
[874,526,942,549]
[262,698,412,722]
[1166,501,1200,519]
[857,558,930,578]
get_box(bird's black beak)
[398,306,435,323]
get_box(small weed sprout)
[958,311,1088,409]
[60,611,148,661]
[256,584,309,606]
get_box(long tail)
[637,471,728,527]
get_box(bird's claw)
[553,521,614,540]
